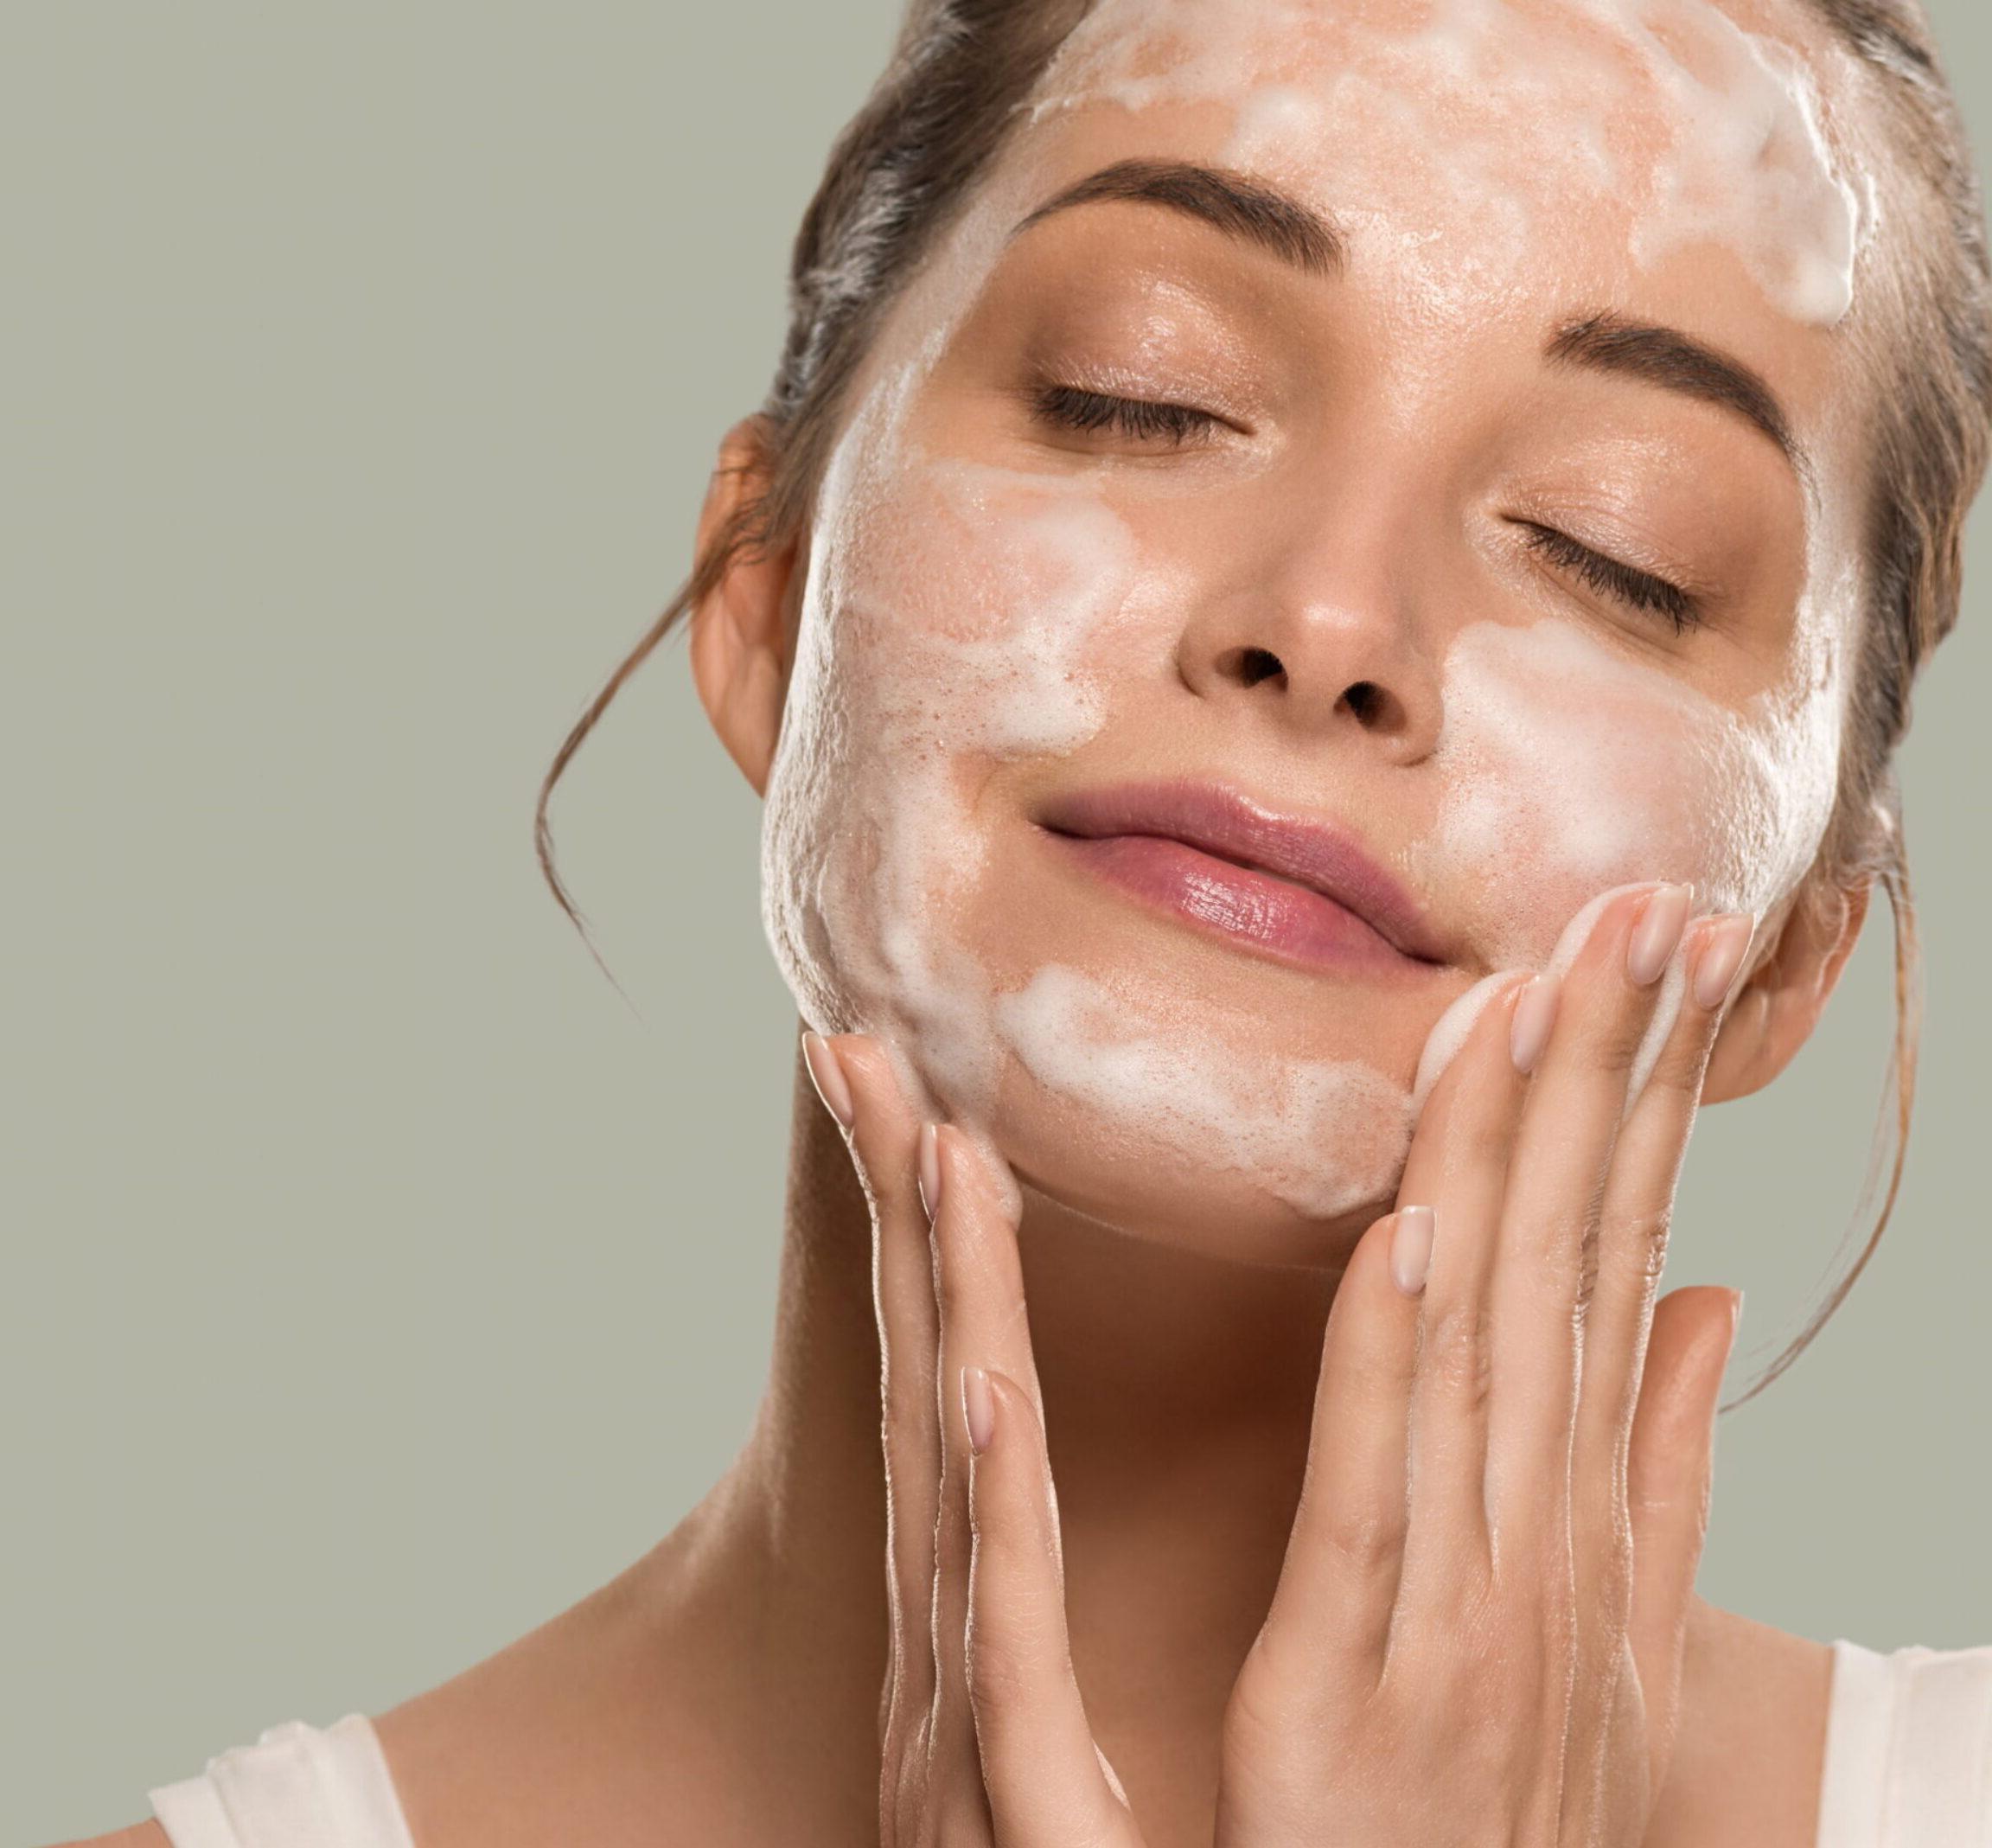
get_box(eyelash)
[1032,383,1224,446]
[1030,384,1703,635]
[1513,521,1702,634]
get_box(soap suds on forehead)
[1032,0,1871,327]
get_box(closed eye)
[1513,521,1702,634]
[1031,383,1230,447]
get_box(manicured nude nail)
[918,1122,943,1222]
[1389,1205,1436,1295]
[962,1365,995,1455]
[801,1031,854,1128]
[1626,883,1692,986]
[1693,912,1756,1011]
[1509,970,1561,1075]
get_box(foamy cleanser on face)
[758,0,1866,1245]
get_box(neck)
[647,1033,1346,1828]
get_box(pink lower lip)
[1048,831,1429,976]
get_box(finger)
[808,1033,943,1732]
[1257,1208,1421,1678]
[966,1368,1139,1845]
[1573,913,1755,1532]
[1624,1287,1740,1790]
[1391,970,1537,1598]
[1482,888,1697,1553]
[928,1124,1040,1794]
[1482,883,1690,1558]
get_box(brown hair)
[534,0,1991,1407]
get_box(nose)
[1173,499,1444,764]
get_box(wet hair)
[536,0,1990,1406]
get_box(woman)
[79,0,1990,1842]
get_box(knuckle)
[1615,1206,1673,1285]
[966,1628,1035,1708]
[1315,1498,1404,1577]
[1572,1216,1602,1320]
[1585,992,1653,1076]
[1454,1093,1523,1168]
[1644,1012,1717,1098]
[1419,1296,1494,1410]
[1225,1638,1344,1766]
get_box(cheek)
[759,435,1157,1109]
[1418,616,1842,968]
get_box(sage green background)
[4,3,1988,1838]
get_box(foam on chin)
[996,962,1417,1221]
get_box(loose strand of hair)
[1718,847,1922,1412]
[532,490,768,1016]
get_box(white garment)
[1816,1640,1992,1845]
[149,1640,1992,1847]
[149,1714,415,1848]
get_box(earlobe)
[687,415,797,796]
[1702,875,1874,1104]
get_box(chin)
[978,1020,1414,1269]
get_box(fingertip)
[962,1363,996,1454]
[918,1122,942,1221]
[830,1033,921,1135]
[1388,1204,1437,1296]
[1690,911,1757,1014]
[1509,967,1562,1075]
[801,1029,854,1129]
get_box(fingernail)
[801,1031,853,1128]
[962,1365,995,1455]
[1509,970,1561,1075]
[1627,883,1692,986]
[1693,912,1756,1012]
[918,1122,942,1222]
[1389,1205,1436,1295]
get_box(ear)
[687,414,799,796]
[1702,873,1874,1103]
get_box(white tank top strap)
[148,1713,416,1848]
[1816,1638,1992,1846]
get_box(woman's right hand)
[803,1031,1148,1847]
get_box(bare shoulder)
[1643,1597,1835,1848]
[42,1826,172,1848]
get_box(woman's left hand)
[1215,882,1749,1846]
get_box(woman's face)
[757,0,1880,1263]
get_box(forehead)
[1012,0,1875,336]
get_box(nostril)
[1226,645,1286,689]
[1342,679,1383,723]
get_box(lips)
[1037,778,1446,974]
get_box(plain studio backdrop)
[3,3,1988,1838]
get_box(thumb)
[1625,1284,1742,1785]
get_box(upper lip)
[1038,777,1447,965]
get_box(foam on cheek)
[1406,608,1841,1107]
[995,964,1415,1220]
[1418,615,1841,962]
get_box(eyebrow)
[1012,157,1346,278]
[1544,311,1809,486]
[1012,160,1806,484]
